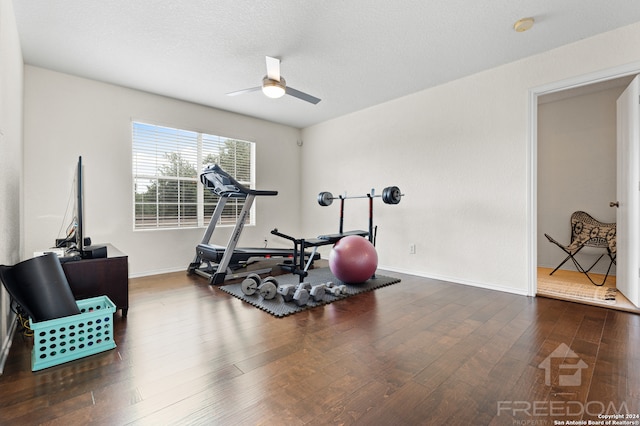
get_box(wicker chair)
[544,211,616,286]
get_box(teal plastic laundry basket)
[29,296,116,371]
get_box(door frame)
[527,61,640,297]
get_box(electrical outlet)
[409,244,416,254]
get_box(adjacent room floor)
[537,267,640,314]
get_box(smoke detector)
[513,17,535,32]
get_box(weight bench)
[271,183,403,282]
[544,211,616,286]
[271,229,368,282]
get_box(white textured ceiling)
[13,0,640,128]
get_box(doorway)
[529,64,640,312]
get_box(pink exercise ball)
[329,235,378,283]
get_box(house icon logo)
[538,343,588,386]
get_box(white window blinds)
[132,121,255,230]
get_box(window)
[132,121,255,230]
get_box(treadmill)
[187,164,318,284]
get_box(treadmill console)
[200,164,277,197]
[200,164,243,196]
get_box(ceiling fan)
[227,56,321,104]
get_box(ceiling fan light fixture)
[262,76,286,98]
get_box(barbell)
[317,186,403,207]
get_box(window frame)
[131,120,256,231]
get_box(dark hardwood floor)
[1,266,638,425]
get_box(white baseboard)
[378,264,530,297]
[128,266,188,279]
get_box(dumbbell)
[324,281,348,296]
[309,284,326,302]
[277,282,315,306]
[258,277,278,300]
[240,274,278,300]
[293,287,310,306]
[277,283,309,304]
[317,186,403,207]
[277,284,296,302]
[293,282,312,306]
[241,273,261,296]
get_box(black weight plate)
[382,186,402,204]
[317,191,334,206]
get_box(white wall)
[537,87,620,274]
[300,22,640,295]
[23,66,302,276]
[0,0,24,372]
[20,21,640,295]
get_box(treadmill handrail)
[200,164,277,197]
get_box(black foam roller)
[0,253,80,322]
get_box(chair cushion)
[568,211,616,253]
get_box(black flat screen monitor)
[76,155,85,255]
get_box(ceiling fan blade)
[265,56,281,81]
[226,86,261,96]
[285,86,321,104]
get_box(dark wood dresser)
[61,244,129,317]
